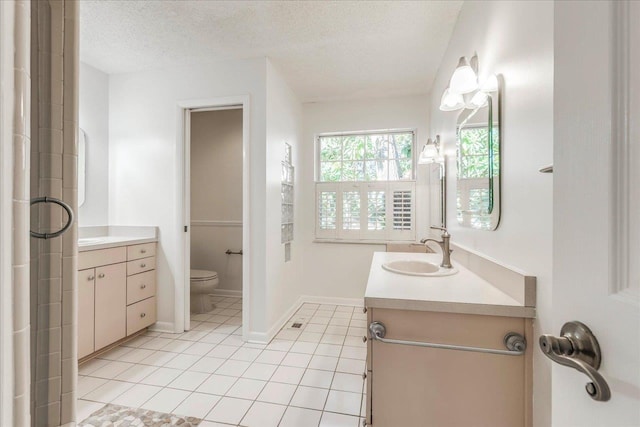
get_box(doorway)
[178,97,251,337]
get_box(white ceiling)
[80,1,462,102]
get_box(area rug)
[79,403,201,426]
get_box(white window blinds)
[315,182,415,241]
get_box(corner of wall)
[264,59,305,333]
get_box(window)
[315,130,416,241]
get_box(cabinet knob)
[98,273,105,279]
[140,284,146,289]
[363,307,367,314]
[140,313,146,318]
[362,336,367,343]
[141,249,146,254]
[362,372,367,380]
[140,263,146,268]
[87,276,94,281]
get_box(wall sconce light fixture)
[418,135,443,164]
[439,53,496,112]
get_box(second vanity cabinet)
[365,308,533,427]
[78,242,157,359]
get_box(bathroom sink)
[78,237,107,246]
[382,260,458,277]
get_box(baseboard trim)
[245,296,304,344]
[299,295,364,307]
[211,289,243,297]
[149,321,175,333]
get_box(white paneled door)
[552,1,639,426]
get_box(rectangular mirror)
[455,76,501,230]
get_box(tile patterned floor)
[77,297,367,427]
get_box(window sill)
[313,239,416,246]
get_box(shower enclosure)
[0,0,80,425]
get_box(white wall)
[299,95,430,300]
[264,60,304,331]
[108,57,304,340]
[108,58,269,334]
[429,2,553,426]
[79,62,109,225]
[190,109,243,292]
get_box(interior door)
[552,1,640,425]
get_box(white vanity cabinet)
[364,251,537,427]
[365,308,533,427]
[77,242,157,360]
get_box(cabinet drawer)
[79,247,127,270]
[127,256,155,276]
[127,270,156,305]
[127,297,156,335]
[127,243,156,261]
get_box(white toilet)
[190,269,219,314]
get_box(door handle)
[539,321,611,401]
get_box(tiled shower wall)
[30,1,79,425]
[12,0,32,425]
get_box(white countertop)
[365,252,535,318]
[78,236,157,252]
[78,226,158,252]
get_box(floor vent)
[290,322,303,329]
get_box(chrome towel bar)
[30,197,74,239]
[225,249,243,255]
[369,321,526,356]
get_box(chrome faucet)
[420,226,453,268]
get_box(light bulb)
[439,88,464,111]
[418,144,439,164]
[481,74,499,92]
[449,56,478,94]
[467,91,489,109]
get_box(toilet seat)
[191,269,218,281]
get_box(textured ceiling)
[80,1,462,102]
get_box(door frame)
[175,95,251,337]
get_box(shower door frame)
[176,95,251,338]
